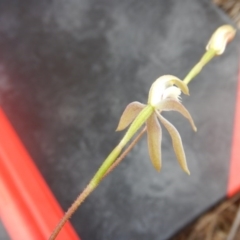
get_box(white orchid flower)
[116,75,197,174]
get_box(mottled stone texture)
[0,0,238,239]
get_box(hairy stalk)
[49,106,153,239]
[49,183,96,240]
[50,49,217,240]
[50,127,146,240]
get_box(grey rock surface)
[0,0,238,239]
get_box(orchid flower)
[116,75,197,174]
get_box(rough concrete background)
[0,0,238,239]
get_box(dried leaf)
[116,101,145,131]
[146,113,162,171]
[157,113,190,175]
[157,99,197,132]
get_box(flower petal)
[116,102,145,131]
[157,99,197,132]
[156,113,190,175]
[146,113,162,171]
[162,86,181,101]
[169,78,189,96]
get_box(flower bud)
[206,25,236,55]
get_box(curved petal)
[146,113,162,171]
[148,75,189,107]
[116,102,145,131]
[156,113,190,175]
[169,78,189,96]
[157,99,197,132]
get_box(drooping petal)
[157,99,197,132]
[116,101,145,131]
[156,113,190,175]
[169,78,189,96]
[148,75,189,107]
[146,113,162,171]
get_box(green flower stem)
[183,49,216,85]
[49,105,154,240]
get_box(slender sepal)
[116,102,145,131]
[157,99,197,132]
[146,113,162,171]
[157,113,190,175]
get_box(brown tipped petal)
[158,99,197,132]
[116,102,145,131]
[157,113,190,175]
[146,113,162,171]
[170,78,189,96]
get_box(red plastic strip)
[227,65,240,197]
[0,108,79,240]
